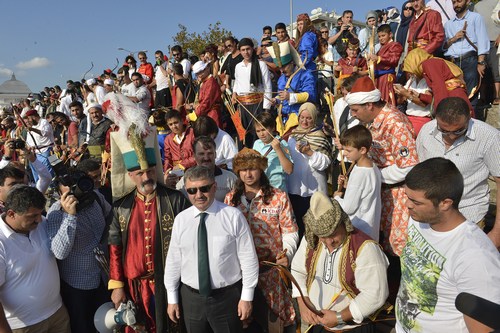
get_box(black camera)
[59,171,94,199]
[12,140,25,150]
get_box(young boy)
[333,125,382,241]
[252,112,293,191]
[163,110,196,174]
[368,24,403,106]
[334,37,368,94]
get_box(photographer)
[0,139,52,194]
[46,171,111,333]
[328,10,359,58]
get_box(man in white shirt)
[192,115,238,170]
[396,158,500,333]
[171,45,191,78]
[128,72,151,114]
[24,109,55,180]
[0,185,70,332]
[165,165,259,333]
[86,78,106,105]
[175,136,237,202]
[152,50,172,108]
[416,96,500,248]
[232,37,272,147]
[291,191,389,332]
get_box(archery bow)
[261,261,323,317]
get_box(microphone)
[455,292,500,329]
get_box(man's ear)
[439,198,454,212]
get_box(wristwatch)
[336,311,346,326]
[477,61,487,66]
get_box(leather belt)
[447,50,477,63]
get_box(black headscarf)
[238,38,263,88]
[396,1,413,47]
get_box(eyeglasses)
[172,53,180,57]
[186,183,214,195]
[404,6,413,10]
[436,124,468,136]
[321,31,328,34]
[224,44,232,49]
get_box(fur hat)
[232,148,268,176]
[303,192,353,249]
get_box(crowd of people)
[0,0,499,332]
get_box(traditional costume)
[295,13,319,72]
[403,48,474,115]
[291,192,389,332]
[224,148,299,332]
[375,41,403,106]
[345,77,418,256]
[188,61,222,127]
[407,7,445,54]
[105,94,190,333]
[268,42,316,133]
[335,38,368,94]
[233,38,272,147]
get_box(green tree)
[172,22,232,57]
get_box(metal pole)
[290,0,293,38]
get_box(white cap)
[104,79,115,86]
[192,61,209,74]
[86,78,96,86]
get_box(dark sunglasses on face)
[186,183,214,195]
[436,124,468,136]
[404,6,413,10]
[173,53,180,57]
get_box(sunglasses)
[404,6,413,10]
[224,44,232,48]
[186,183,214,195]
[172,53,180,56]
[321,31,328,34]
[436,124,468,136]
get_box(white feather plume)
[102,92,149,138]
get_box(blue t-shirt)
[253,136,293,191]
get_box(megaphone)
[94,302,117,333]
[94,301,139,333]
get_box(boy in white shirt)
[334,125,382,241]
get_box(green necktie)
[198,212,211,296]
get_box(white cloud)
[16,57,50,70]
[0,67,13,77]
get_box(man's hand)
[278,90,290,101]
[167,304,181,323]
[164,169,180,189]
[60,192,78,216]
[297,297,320,325]
[111,288,126,309]
[238,300,252,321]
[318,309,338,328]
[477,63,486,78]
[3,139,13,159]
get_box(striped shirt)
[416,119,500,223]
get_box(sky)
[0,0,404,93]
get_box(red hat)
[297,13,311,22]
[345,76,381,105]
[25,109,39,117]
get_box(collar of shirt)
[451,10,470,22]
[240,189,264,207]
[194,199,219,218]
[174,132,186,144]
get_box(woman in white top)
[288,102,332,237]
